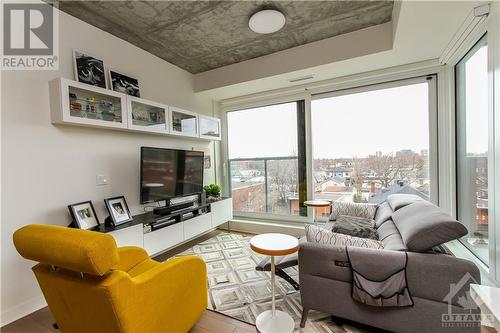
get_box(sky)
[228,83,430,160]
[464,45,488,154]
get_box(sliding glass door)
[311,77,436,221]
[456,35,489,264]
[227,101,307,219]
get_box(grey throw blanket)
[346,247,413,307]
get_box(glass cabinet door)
[128,97,168,133]
[199,115,221,140]
[170,108,198,137]
[68,85,123,124]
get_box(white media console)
[105,198,232,256]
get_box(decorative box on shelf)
[126,96,169,134]
[169,106,199,138]
[199,115,221,140]
[50,77,128,129]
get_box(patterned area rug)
[174,232,372,333]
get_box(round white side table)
[250,233,299,333]
[304,200,331,224]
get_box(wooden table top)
[250,233,299,256]
[303,200,331,207]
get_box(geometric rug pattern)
[174,232,372,333]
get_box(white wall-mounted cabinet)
[126,96,169,134]
[49,77,220,141]
[50,78,128,129]
[199,115,222,140]
[169,106,199,138]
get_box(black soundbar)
[153,202,193,215]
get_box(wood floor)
[1,306,257,333]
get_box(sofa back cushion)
[392,201,468,252]
[377,219,407,251]
[374,202,393,228]
[330,201,377,221]
[386,194,425,212]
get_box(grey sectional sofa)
[299,195,481,333]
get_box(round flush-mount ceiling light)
[249,9,286,34]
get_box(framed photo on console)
[68,201,100,230]
[104,196,133,226]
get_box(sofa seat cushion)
[330,201,377,221]
[392,201,468,252]
[374,202,393,228]
[377,219,407,251]
[306,225,384,249]
[332,215,378,239]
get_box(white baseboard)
[219,219,305,238]
[1,295,47,327]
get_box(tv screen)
[140,147,204,203]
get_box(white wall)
[0,10,214,325]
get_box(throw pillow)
[305,225,384,249]
[329,201,377,221]
[332,215,378,239]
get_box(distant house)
[368,182,430,204]
[327,166,352,178]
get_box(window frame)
[221,93,311,223]
[311,75,439,206]
[220,74,439,223]
[455,33,489,265]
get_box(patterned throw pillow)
[332,215,378,240]
[305,225,384,249]
[330,202,377,221]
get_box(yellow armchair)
[13,224,207,333]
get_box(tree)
[366,152,424,188]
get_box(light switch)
[96,175,108,186]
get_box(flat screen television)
[140,147,204,204]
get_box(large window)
[456,35,489,264]
[311,77,435,221]
[227,101,307,218]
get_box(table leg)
[271,255,275,317]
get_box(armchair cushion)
[330,201,377,221]
[13,224,118,276]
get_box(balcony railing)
[229,156,299,215]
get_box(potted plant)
[203,184,221,201]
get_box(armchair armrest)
[128,255,207,333]
[113,246,149,272]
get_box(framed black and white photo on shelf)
[73,50,107,88]
[104,196,133,226]
[68,200,100,230]
[109,70,140,97]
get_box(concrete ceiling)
[195,1,487,100]
[54,0,394,74]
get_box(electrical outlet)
[96,175,108,186]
